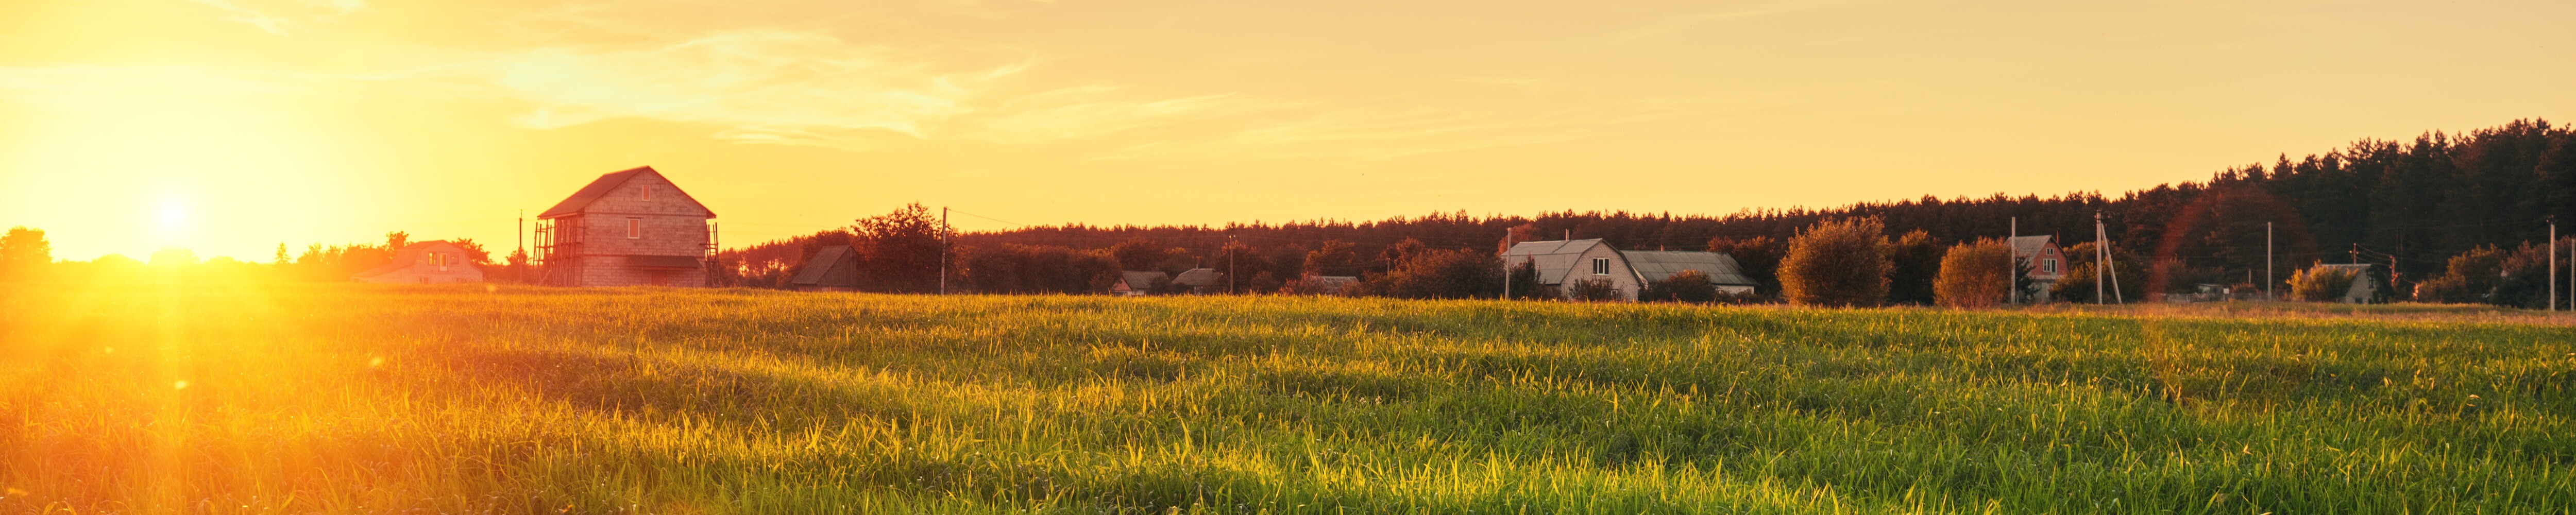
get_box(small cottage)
[2008,235,2069,302]
[2313,263,2384,303]
[353,241,484,284]
[1110,271,1170,296]
[789,245,860,291]
[1172,268,1227,294]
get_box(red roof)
[537,166,717,219]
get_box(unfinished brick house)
[535,166,717,287]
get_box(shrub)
[1567,278,1623,301]
[1778,217,1890,307]
[1934,239,2013,309]
[1886,230,1943,305]
[1369,248,1501,299]
[1639,270,1719,303]
[2289,265,2358,302]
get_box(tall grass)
[2,281,2570,513]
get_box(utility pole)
[938,207,950,295]
[2094,212,2106,304]
[1228,233,1238,295]
[2548,217,2556,312]
[1501,232,1512,300]
[2009,217,2019,305]
[2266,221,2274,301]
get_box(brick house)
[535,166,717,287]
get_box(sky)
[0,0,2569,261]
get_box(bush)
[1886,230,1942,305]
[2412,246,2505,303]
[1639,269,1719,303]
[1934,239,2012,309]
[1778,217,1890,307]
[1368,248,1501,299]
[2050,242,2144,303]
[1567,278,1623,301]
[2289,265,2358,302]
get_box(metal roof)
[2007,235,2055,257]
[1619,250,1756,286]
[538,166,717,219]
[1501,239,1609,285]
[789,246,858,286]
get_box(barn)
[534,166,718,287]
[352,240,484,284]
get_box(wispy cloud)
[183,0,366,35]
[438,29,1275,150]
[1612,0,1855,43]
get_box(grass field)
[3,282,2572,514]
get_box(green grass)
[3,283,2572,513]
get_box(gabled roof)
[538,166,717,219]
[1501,239,1612,285]
[1620,250,1756,286]
[790,246,859,286]
[353,240,476,278]
[1173,268,1225,287]
[1117,271,1169,287]
[2007,235,2056,258]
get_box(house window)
[2044,258,2057,274]
[641,184,654,201]
[1591,257,1610,275]
[627,218,642,239]
[434,253,449,271]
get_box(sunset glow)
[2,0,2570,260]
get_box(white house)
[2313,263,2384,303]
[353,241,484,284]
[1501,239,1761,301]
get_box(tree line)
[718,119,2571,306]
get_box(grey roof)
[2007,235,2055,257]
[1173,268,1225,287]
[1619,250,1756,286]
[789,246,859,286]
[1501,239,1610,285]
[538,166,716,219]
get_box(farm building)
[1620,250,1759,295]
[1503,239,1760,301]
[1110,271,1169,296]
[1173,268,1227,294]
[2312,263,2386,303]
[2008,235,2069,303]
[352,240,484,284]
[789,245,860,291]
[534,166,718,287]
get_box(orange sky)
[2,0,2569,261]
